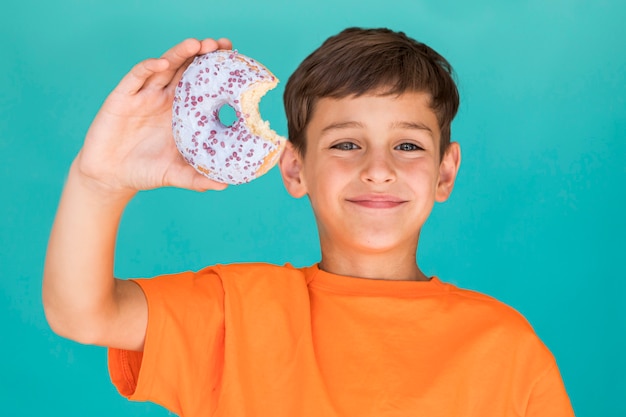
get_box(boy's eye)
[331,142,360,151]
[395,143,422,151]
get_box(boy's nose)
[360,151,396,184]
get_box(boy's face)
[280,91,460,257]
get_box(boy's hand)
[77,37,232,198]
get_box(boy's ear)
[435,142,461,202]
[279,141,307,198]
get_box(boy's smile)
[346,194,406,209]
[280,91,460,280]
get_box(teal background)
[1,0,624,415]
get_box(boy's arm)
[43,37,232,352]
[44,163,145,350]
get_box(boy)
[43,28,575,416]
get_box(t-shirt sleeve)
[108,269,225,416]
[525,361,576,417]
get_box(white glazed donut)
[172,50,286,184]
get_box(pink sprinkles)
[171,50,282,184]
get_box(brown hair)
[283,27,459,158]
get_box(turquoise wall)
[1,0,624,415]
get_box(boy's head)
[283,27,459,159]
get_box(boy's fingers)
[164,163,228,191]
[216,38,233,50]
[164,37,233,94]
[166,58,195,94]
[201,37,232,53]
[194,177,229,192]
[115,58,169,95]
[149,38,219,90]
[112,39,204,95]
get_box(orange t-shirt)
[109,263,574,417]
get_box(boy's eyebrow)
[320,121,364,134]
[390,121,433,133]
[321,121,433,134]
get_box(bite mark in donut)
[172,50,286,184]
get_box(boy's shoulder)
[195,262,315,293]
[200,262,311,281]
[442,281,542,339]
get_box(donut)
[172,50,286,184]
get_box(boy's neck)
[318,244,428,281]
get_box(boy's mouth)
[346,195,407,209]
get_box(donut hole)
[218,104,238,127]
